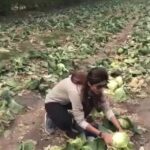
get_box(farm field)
[0,0,150,149]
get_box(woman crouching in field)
[44,67,122,145]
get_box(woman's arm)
[86,124,113,144]
[68,89,113,144]
[100,96,122,131]
[109,116,122,131]
[86,123,101,136]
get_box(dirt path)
[121,97,150,150]
[0,91,68,150]
[0,91,44,150]
[81,19,138,68]
[0,17,150,150]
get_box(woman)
[45,67,122,144]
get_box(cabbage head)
[112,132,130,148]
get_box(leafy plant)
[18,140,36,150]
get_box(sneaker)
[44,113,56,134]
[65,129,79,139]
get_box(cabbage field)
[0,0,150,149]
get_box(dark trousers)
[45,102,74,131]
[45,102,97,137]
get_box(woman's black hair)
[71,67,108,117]
[82,67,108,117]
[87,67,108,85]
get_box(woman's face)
[88,81,107,95]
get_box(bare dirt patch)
[124,98,150,150]
[0,91,44,150]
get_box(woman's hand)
[101,132,113,145]
[118,127,123,132]
[110,116,123,132]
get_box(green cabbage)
[68,137,85,149]
[107,80,118,91]
[81,145,92,150]
[115,76,123,86]
[117,48,124,54]
[25,78,41,90]
[18,140,36,150]
[118,118,130,129]
[112,132,130,148]
[114,87,128,102]
[8,99,23,114]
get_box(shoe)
[65,129,79,139]
[44,113,56,134]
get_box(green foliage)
[118,118,131,130]
[0,0,150,141]
[0,89,23,135]
[18,140,36,150]
[114,86,128,102]
[64,137,106,150]
[112,132,130,149]
[94,5,150,101]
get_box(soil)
[118,98,150,150]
